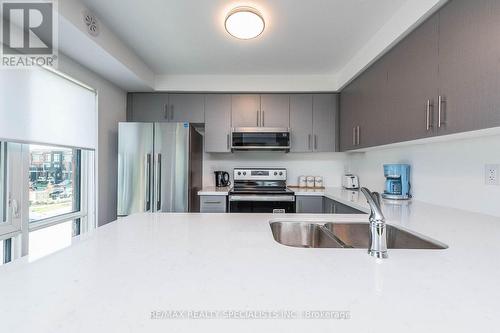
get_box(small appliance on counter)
[342,174,359,189]
[382,164,411,200]
[214,171,231,187]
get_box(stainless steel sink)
[270,222,343,248]
[270,221,448,250]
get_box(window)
[28,221,75,261]
[0,67,97,264]
[0,239,12,265]
[0,142,6,224]
[29,145,81,222]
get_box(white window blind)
[0,67,97,150]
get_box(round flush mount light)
[225,6,265,40]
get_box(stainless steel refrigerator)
[117,122,202,216]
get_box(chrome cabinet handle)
[170,105,174,121]
[314,135,318,150]
[438,95,445,128]
[204,201,223,205]
[227,133,230,150]
[352,127,356,146]
[262,110,265,127]
[426,99,433,131]
[156,153,162,211]
[164,104,169,119]
[308,134,312,150]
[356,126,360,146]
[145,154,151,211]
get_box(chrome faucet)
[360,187,388,259]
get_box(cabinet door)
[357,57,392,148]
[130,93,169,122]
[205,94,232,153]
[437,0,500,135]
[296,196,323,213]
[290,94,313,152]
[260,94,290,127]
[323,198,335,214]
[385,14,439,143]
[312,94,337,152]
[340,80,361,151]
[168,94,205,123]
[200,196,227,213]
[323,197,363,214]
[231,94,260,128]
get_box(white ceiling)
[79,0,410,76]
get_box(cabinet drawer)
[200,196,227,213]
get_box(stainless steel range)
[228,168,295,213]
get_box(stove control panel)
[234,168,287,181]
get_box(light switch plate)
[485,164,500,185]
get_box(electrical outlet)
[485,164,500,185]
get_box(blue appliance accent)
[382,164,411,200]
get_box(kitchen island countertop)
[1,188,500,332]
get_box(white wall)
[203,151,346,188]
[58,54,127,226]
[347,134,500,217]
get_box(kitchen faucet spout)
[360,187,388,259]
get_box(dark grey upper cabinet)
[340,80,361,151]
[357,57,391,148]
[168,94,205,123]
[340,0,500,151]
[312,94,338,152]
[437,0,500,135]
[260,94,290,128]
[231,94,261,128]
[129,93,169,122]
[205,94,232,153]
[385,14,439,143]
[290,94,313,152]
[129,93,203,123]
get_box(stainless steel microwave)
[231,127,291,152]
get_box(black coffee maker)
[214,171,231,187]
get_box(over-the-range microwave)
[231,127,290,152]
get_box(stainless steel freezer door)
[154,123,190,212]
[117,122,154,216]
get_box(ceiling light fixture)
[225,6,265,40]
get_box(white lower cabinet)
[200,196,227,213]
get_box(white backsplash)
[201,132,500,217]
[346,134,500,217]
[203,151,346,188]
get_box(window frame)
[0,143,24,241]
[26,148,94,233]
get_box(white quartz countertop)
[197,186,231,196]
[2,189,500,332]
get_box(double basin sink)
[270,221,448,250]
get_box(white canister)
[314,176,323,188]
[306,176,315,188]
[298,176,307,188]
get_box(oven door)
[229,195,295,213]
[231,128,290,152]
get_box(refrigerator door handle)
[145,154,151,211]
[156,153,162,211]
